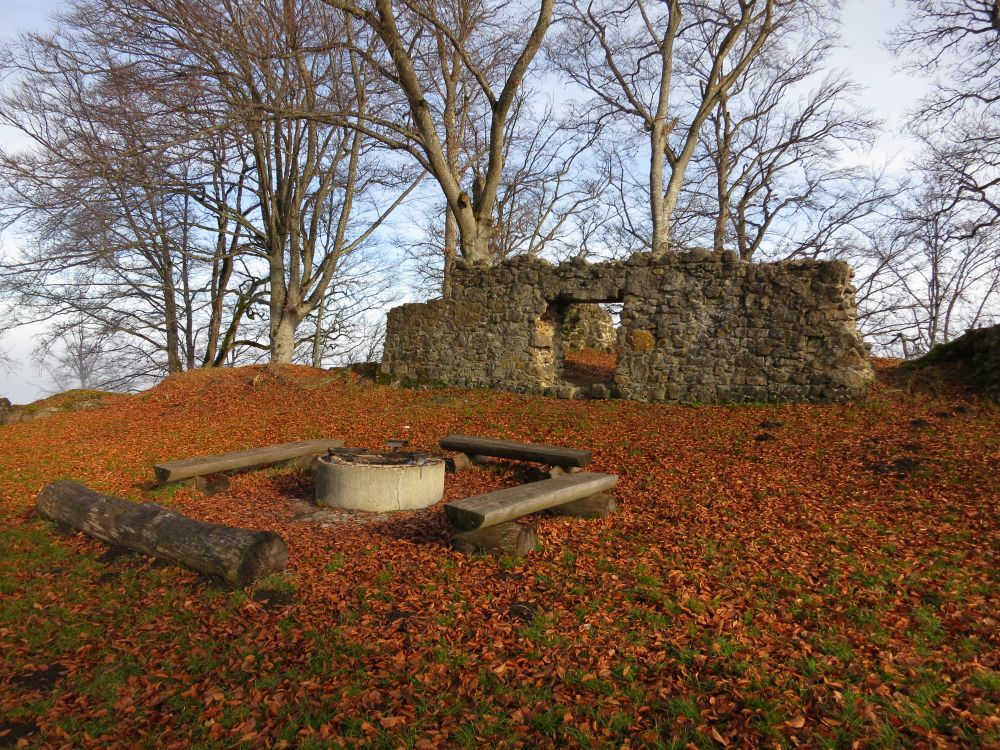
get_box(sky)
[0,0,929,403]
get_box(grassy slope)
[0,364,997,749]
[12,389,122,415]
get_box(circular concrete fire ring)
[315,451,445,512]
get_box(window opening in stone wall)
[555,302,621,397]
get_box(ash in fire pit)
[315,448,445,512]
[324,448,434,466]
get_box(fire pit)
[315,448,445,512]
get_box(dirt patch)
[865,456,922,478]
[11,664,67,692]
[0,719,39,747]
[288,497,395,526]
[508,601,542,623]
[252,589,295,610]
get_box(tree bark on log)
[36,481,288,586]
[451,522,539,557]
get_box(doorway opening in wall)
[552,301,622,393]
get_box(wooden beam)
[439,434,591,468]
[445,472,617,531]
[36,481,288,586]
[452,522,539,557]
[153,438,344,484]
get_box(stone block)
[627,329,656,351]
[590,383,611,400]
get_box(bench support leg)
[451,522,539,557]
[445,453,475,473]
[183,473,231,496]
[546,493,617,519]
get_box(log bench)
[439,434,591,475]
[153,438,344,491]
[447,472,618,556]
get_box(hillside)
[0,363,997,748]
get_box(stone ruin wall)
[561,304,617,352]
[380,250,875,403]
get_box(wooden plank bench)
[153,438,344,487]
[439,434,592,471]
[447,472,617,556]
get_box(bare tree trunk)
[333,0,554,263]
[311,295,325,368]
[443,207,457,296]
[271,315,298,364]
[163,279,183,374]
[712,100,732,253]
[650,123,668,253]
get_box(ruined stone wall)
[561,304,617,352]
[381,250,874,403]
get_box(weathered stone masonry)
[381,250,875,403]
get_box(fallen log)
[444,453,474,473]
[36,481,288,586]
[451,522,539,557]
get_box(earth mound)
[905,324,1000,402]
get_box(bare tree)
[879,170,1000,352]
[403,93,607,293]
[321,0,556,263]
[32,316,125,392]
[690,25,885,259]
[552,0,811,252]
[90,0,421,362]
[2,0,418,367]
[0,23,255,377]
[891,0,1000,123]
[304,244,396,368]
[890,0,1000,238]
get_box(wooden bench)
[439,434,591,473]
[447,472,618,556]
[153,438,344,491]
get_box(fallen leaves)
[0,363,997,748]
